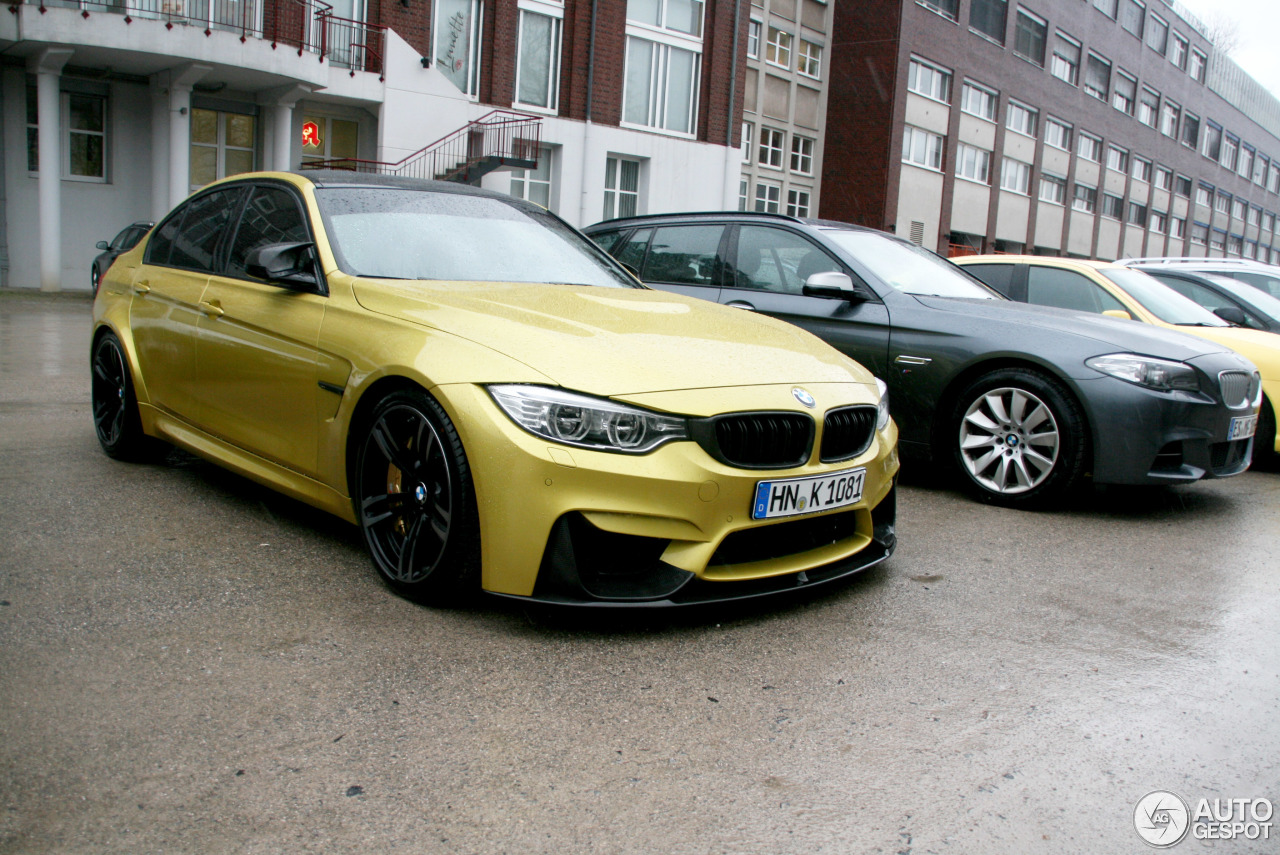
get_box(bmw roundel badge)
[792,387,816,408]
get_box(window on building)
[1209,231,1226,252]
[1112,72,1136,115]
[754,180,781,213]
[623,24,702,135]
[1106,145,1129,173]
[1084,53,1111,100]
[786,188,811,217]
[1044,116,1072,150]
[1189,49,1206,82]
[970,0,1008,42]
[1175,175,1192,197]
[1202,123,1222,161]
[603,156,641,219]
[1001,157,1031,194]
[1171,217,1186,239]
[1253,154,1268,186]
[908,57,952,102]
[1131,156,1151,183]
[747,19,761,58]
[1265,212,1275,231]
[1150,211,1166,233]
[435,0,484,96]
[739,177,748,211]
[1249,206,1262,227]
[1051,32,1081,85]
[190,108,255,189]
[902,126,945,170]
[1154,166,1172,191]
[1181,112,1200,149]
[1077,133,1102,162]
[1146,14,1168,54]
[1102,193,1124,219]
[1006,100,1038,136]
[961,81,999,120]
[1014,7,1047,66]
[1270,162,1280,194]
[65,93,107,181]
[957,143,992,184]
[766,26,792,68]
[1227,234,1243,255]
[1073,183,1097,213]
[1195,184,1212,207]
[920,0,959,19]
[1040,173,1067,204]
[628,0,703,35]
[1170,31,1188,69]
[1231,198,1245,220]
[798,40,822,79]
[759,126,785,168]
[1138,88,1159,127]
[791,135,814,174]
[1215,192,1231,215]
[1093,0,1117,19]
[741,122,752,163]
[509,146,554,209]
[515,4,564,111]
[1120,0,1144,37]
[1239,147,1254,179]
[1221,135,1239,171]
[1159,100,1179,137]
[300,115,358,167]
[1191,222,1208,244]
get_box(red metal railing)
[14,0,385,76]
[303,111,542,181]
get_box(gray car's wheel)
[355,389,481,604]
[91,264,101,296]
[91,331,166,462]
[951,368,1086,507]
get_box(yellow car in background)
[955,256,1275,468]
[91,171,899,607]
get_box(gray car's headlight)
[875,377,891,431]
[1086,354,1201,391]
[488,385,689,453]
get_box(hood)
[352,279,870,395]
[909,295,1231,361]
[1165,325,1280,380]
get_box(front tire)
[91,331,165,461]
[354,389,481,604]
[950,368,1086,508]
[1252,395,1277,471]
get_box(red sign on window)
[302,121,322,149]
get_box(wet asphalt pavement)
[1,292,1278,854]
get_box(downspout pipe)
[722,0,743,208]
[579,0,600,226]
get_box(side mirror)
[95,241,109,251]
[1213,306,1249,326]
[245,242,319,290]
[802,271,863,301]
[1102,309,1133,320]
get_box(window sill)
[968,29,1005,49]
[512,102,560,117]
[960,109,997,123]
[914,2,959,25]
[907,91,952,107]
[619,121,698,141]
[901,159,944,174]
[956,175,990,187]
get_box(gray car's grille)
[1219,371,1261,409]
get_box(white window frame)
[1044,116,1071,150]
[1171,217,1186,239]
[790,135,814,175]
[1006,99,1038,137]
[741,122,753,163]
[1131,156,1151,183]
[961,80,998,121]
[1170,31,1188,69]
[513,0,565,114]
[759,126,785,169]
[1072,182,1097,213]
[603,155,642,219]
[1112,71,1136,115]
[1077,132,1102,162]
[1138,87,1158,127]
[1106,145,1129,173]
[798,39,822,79]
[508,145,555,210]
[747,18,761,59]
[786,187,811,217]
[1189,49,1206,82]
[908,57,952,103]
[62,91,108,183]
[902,125,944,171]
[1159,100,1179,137]
[1039,173,1067,205]
[621,26,703,137]
[1050,31,1080,85]
[434,0,485,98]
[755,179,781,213]
[1001,157,1031,194]
[766,25,793,69]
[956,143,992,184]
[1154,166,1172,191]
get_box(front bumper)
[437,382,900,605]
[1081,367,1260,485]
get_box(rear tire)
[354,389,482,605]
[949,368,1087,508]
[91,331,166,462]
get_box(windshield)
[1205,273,1280,317]
[1100,268,1227,326]
[820,229,1001,299]
[314,187,639,288]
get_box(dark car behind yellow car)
[91,171,899,607]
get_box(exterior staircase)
[302,110,541,184]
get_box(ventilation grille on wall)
[909,221,925,246]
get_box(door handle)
[133,280,151,295]
[725,301,756,311]
[199,300,224,318]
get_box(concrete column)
[149,77,171,221]
[259,84,312,172]
[30,48,73,293]
[162,64,212,209]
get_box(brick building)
[820,0,1280,263]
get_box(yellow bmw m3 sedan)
[91,171,899,607]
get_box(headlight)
[1086,354,1201,391]
[875,377,891,431]
[488,385,689,453]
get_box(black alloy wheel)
[91,332,164,461]
[950,367,1087,508]
[355,389,481,604]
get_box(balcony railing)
[11,0,386,76]
[302,111,542,184]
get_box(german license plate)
[1229,414,1258,441]
[752,468,866,520]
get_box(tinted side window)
[588,230,621,254]
[641,225,724,287]
[1228,271,1280,299]
[145,212,180,267]
[226,186,311,280]
[122,227,148,251]
[1026,267,1127,314]
[963,263,1015,296]
[168,188,246,273]
[614,228,652,273]
[733,226,840,294]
